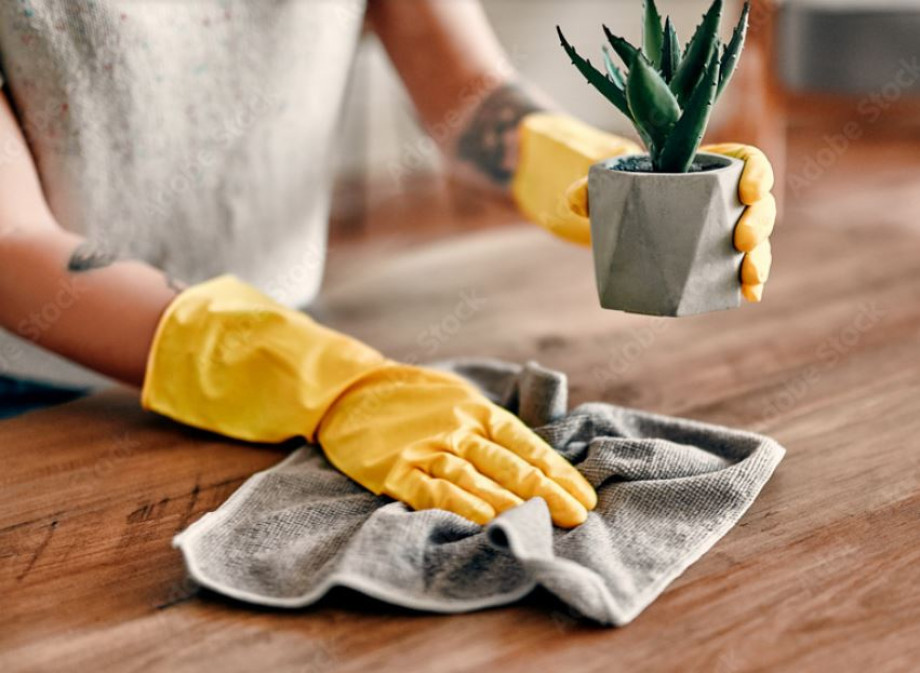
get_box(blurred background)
[329,0,920,245]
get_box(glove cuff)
[142,275,387,443]
[511,112,641,240]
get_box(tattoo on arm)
[67,241,118,273]
[456,82,542,186]
[67,241,186,292]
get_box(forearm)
[0,226,178,386]
[0,86,177,386]
[368,0,553,189]
[453,82,549,187]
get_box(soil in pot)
[611,155,719,174]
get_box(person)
[0,1,774,527]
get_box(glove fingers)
[738,147,775,205]
[389,468,497,526]
[487,411,597,511]
[734,193,776,253]
[702,143,775,205]
[418,451,523,515]
[458,435,589,528]
[741,240,773,285]
[742,283,764,303]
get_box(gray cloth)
[174,359,784,626]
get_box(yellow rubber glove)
[702,143,776,303]
[512,113,775,302]
[512,113,641,246]
[318,365,595,528]
[142,276,596,528]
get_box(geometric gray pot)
[588,152,745,317]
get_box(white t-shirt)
[0,0,366,386]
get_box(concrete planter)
[588,152,745,317]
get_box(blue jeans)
[0,375,88,420]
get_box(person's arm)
[0,86,597,528]
[367,0,550,189]
[0,89,179,385]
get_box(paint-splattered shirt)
[0,0,366,386]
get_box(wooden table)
[4,147,920,672]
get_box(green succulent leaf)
[669,0,722,107]
[657,50,720,172]
[643,0,664,67]
[626,52,681,153]
[661,17,681,82]
[602,24,640,67]
[558,0,746,173]
[602,46,626,90]
[718,1,750,99]
[556,26,631,118]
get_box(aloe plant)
[558,0,749,173]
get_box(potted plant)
[558,0,751,316]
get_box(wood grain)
[4,137,920,673]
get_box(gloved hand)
[142,276,596,528]
[512,113,642,246]
[318,364,596,527]
[512,113,776,302]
